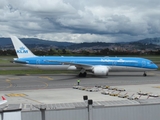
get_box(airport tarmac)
[0,71,160,104]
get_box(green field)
[0,55,159,75]
[0,56,17,66]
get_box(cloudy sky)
[0,0,160,43]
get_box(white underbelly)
[24,64,156,72]
[110,66,155,72]
[25,65,77,70]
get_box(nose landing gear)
[143,72,147,76]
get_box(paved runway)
[0,71,160,91]
[0,71,160,104]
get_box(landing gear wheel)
[143,72,147,76]
[79,73,83,77]
[79,72,87,77]
[106,72,108,76]
[83,72,87,77]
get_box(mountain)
[134,37,160,45]
[0,38,74,47]
[68,42,114,49]
[0,37,160,50]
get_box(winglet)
[10,36,36,58]
[2,96,6,101]
[0,96,7,105]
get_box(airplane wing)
[46,60,93,69]
[0,96,7,105]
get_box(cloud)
[0,0,160,42]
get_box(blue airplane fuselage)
[15,56,158,71]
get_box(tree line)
[0,48,160,56]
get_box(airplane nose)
[154,64,158,69]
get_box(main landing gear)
[79,72,87,77]
[143,72,147,76]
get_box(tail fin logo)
[16,47,28,54]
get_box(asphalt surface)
[0,71,160,104]
[0,71,160,91]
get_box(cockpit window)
[150,62,153,64]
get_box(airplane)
[0,96,7,105]
[10,36,158,77]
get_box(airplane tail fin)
[0,96,7,105]
[2,96,6,101]
[10,36,36,58]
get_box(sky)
[0,0,160,43]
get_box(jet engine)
[92,66,109,76]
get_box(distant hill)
[0,37,74,47]
[0,37,160,50]
[68,42,115,49]
[134,37,160,45]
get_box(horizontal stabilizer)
[10,60,28,64]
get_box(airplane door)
[142,61,146,67]
[70,60,74,64]
[36,60,40,64]
[112,61,117,66]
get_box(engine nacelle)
[92,66,109,76]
